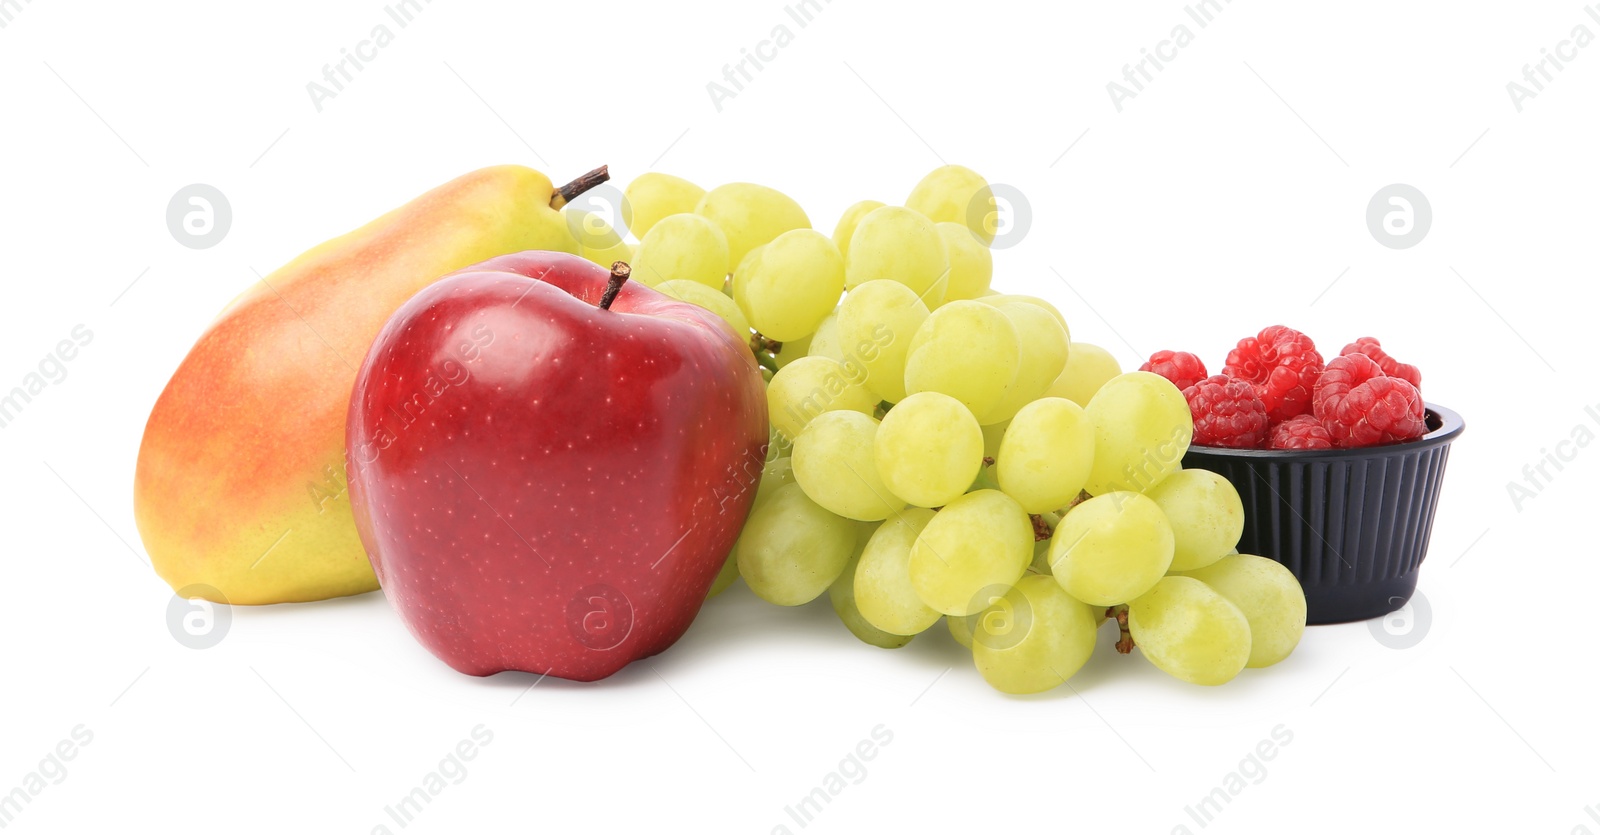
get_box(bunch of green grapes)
[624,166,1308,693]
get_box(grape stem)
[982,456,995,467]
[1029,513,1052,542]
[550,165,610,210]
[754,351,779,374]
[598,261,631,311]
[1111,605,1134,654]
[749,333,783,355]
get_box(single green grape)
[767,355,877,443]
[736,482,855,606]
[906,164,995,244]
[996,397,1095,514]
[874,391,983,508]
[854,508,941,635]
[972,574,1098,694]
[1049,491,1174,607]
[831,199,886,262]
[908,489,1032,616]
[1083,371,1193,495]
[1145,469,1245,572]
[793,411,905,521]
[1178,555,1306,668]
[903,300,1020,418]
[732,229,844,342]
[1128,576,1252,686]
[837,279,929,403]
[733,243,811,370]
[844,205,948,306]
[829,526,913,649]
[623,172,705,239]
[1045,342,1122,406]
[696,182,810,266]
[975,300,1068,424]
[631,213,730,290]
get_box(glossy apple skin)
[346,251,767,680]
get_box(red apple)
[346,251,766,680]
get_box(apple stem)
[550,165,610,210]
[599,261,631,311]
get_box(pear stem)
[599,261,631,311]
[551,165,610,210]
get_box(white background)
[1,1,1594,832]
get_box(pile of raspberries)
[1140,327,1427,450]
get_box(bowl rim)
[1185,402,1464,460]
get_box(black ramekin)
[1180,404,1464,625]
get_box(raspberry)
[1269,414,1333,450]
[1183,375,1270,449]
[1313,353,1427,447]
[1341,337,1422,390]
[1223,325,1324,422]
[1139,350,1209,392]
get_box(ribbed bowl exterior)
[1180,404,1464,625]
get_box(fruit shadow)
[676,581,949,661]
[634,586,965,692]
[224,590,390,620]
[469,582,830,695]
